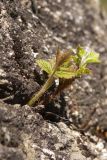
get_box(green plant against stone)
[28,46,100,107]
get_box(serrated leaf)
[71,55,80,65]
[77,46,86,58]
[55,69,76,79]
[49,58,56,68]
[77,46,100,67]
[76,67,92,76]
[36,59,53,74]
[84,51,100,64]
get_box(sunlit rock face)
[0,0,107,160]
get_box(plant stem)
[28,74,55,106]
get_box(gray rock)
[0,0,107,160]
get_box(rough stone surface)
[0,0,107,159]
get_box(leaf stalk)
[28,72,55,106]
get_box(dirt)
[0,0,107,159]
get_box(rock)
[0,0,107,159]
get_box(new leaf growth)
[28,46,100,106]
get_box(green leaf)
[36,59,53,74]
[77,46,86,58]
[84,51,100,64]
[71,55,80,65]
[55,69,76,79]
[77,46,100,67]
[36,47,100,79]
[76,67,92,76]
